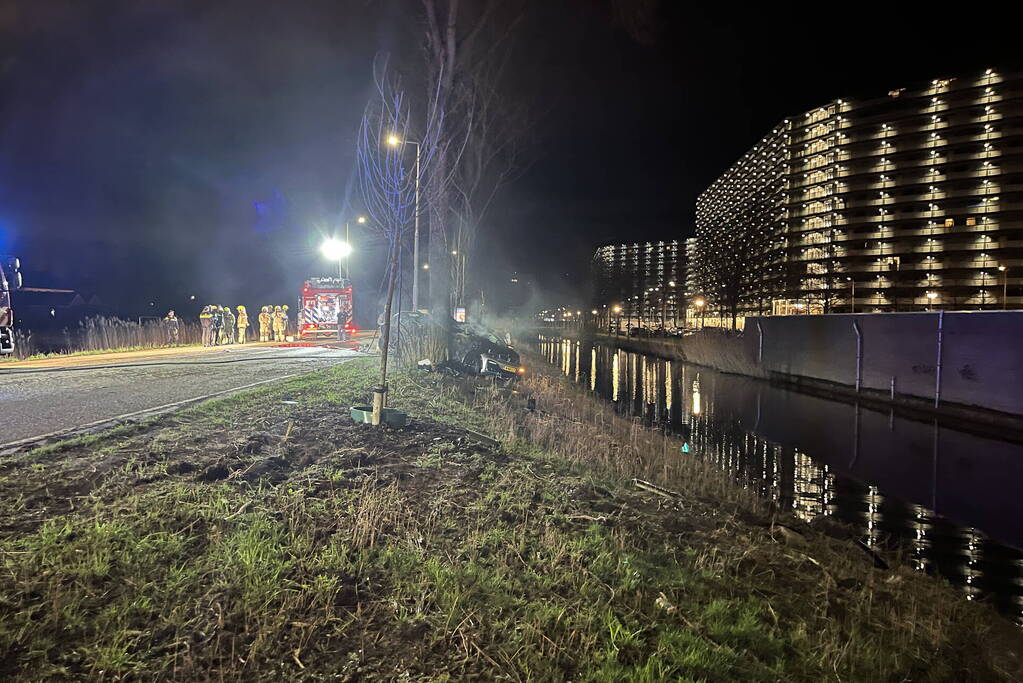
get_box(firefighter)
[236,305,249,344]
[223,305,236,344]
[337,298,353,341]
[163,310,180,346]
[272,305,286,342]
[211,305,224,345]
[258,306,272,342]
[282,305,290,340]
[199,306,213,346]
[271,306,282,342]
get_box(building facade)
[593,240,685,329]
[690,68,1022,327]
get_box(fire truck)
[0,256,22,355]
[299,277,355,340]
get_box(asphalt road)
[0,345,361,446]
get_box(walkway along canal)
[535,335,1023,624]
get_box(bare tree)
[449,25,534,316]
[416,0,528,331]
[356,63,442,422]
[693,195,778,329]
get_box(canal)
[535,335,1023,624]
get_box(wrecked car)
[388,311,524,380]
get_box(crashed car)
[453,326,524,380]
[389,311,524,380]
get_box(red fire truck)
[299,277,355,340]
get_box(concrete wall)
[748,311,1023,416]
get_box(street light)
[612,304,622,336]
[694,297,706,330]
[321,238,353,279]
[340,215,369,279]
[926,290,938,311]
[846,276,855,313]
[999,265,1008,309]
[387,134,422,310]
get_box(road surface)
[0,343,363,446]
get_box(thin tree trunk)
[377,236,400,400]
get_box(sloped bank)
[0,358,1020,680]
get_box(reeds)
[9,316,201,359]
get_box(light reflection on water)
[536,336,1023,624]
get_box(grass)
[0,357,1020,680]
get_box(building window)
[966,217,977,226]
[944,218,954,228]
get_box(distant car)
[628,327,655,338]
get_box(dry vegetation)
[7,316,200,361]
[0,356,1019,681]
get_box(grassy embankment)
[1,356,1020,680]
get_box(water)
[535,335,1023,624]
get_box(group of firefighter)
[197,304,291,346]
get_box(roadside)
[0,357,1020,680]
[0,331,375,370]
[0,345,360,446]
[0,342,263,369]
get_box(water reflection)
[536,336,1023,623]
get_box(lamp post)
[694,297,706,330]
[612,305,622,336]
[847,276,855,313]
[340,215,367,280]
[320,238,353,280]
[386,135,422,310]
[999,265,1008,309]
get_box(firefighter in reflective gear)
[223,305,236,344]
[271,306,282,342]
[282,305,290,339]
[163,310,180,346]
[236,305,249,344]
[199,306,214,346]
[271,306,284,342]
[258,306,272,342]
[211,305,225,345]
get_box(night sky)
[2,1,1021,319]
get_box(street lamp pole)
[847,277,855,313]
[999,265,1008,309]
[694,298,706,330]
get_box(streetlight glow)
[357,215,367,224]
[386,134,401,147]
[321,238,352,261]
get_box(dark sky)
[2,1,1021,317]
